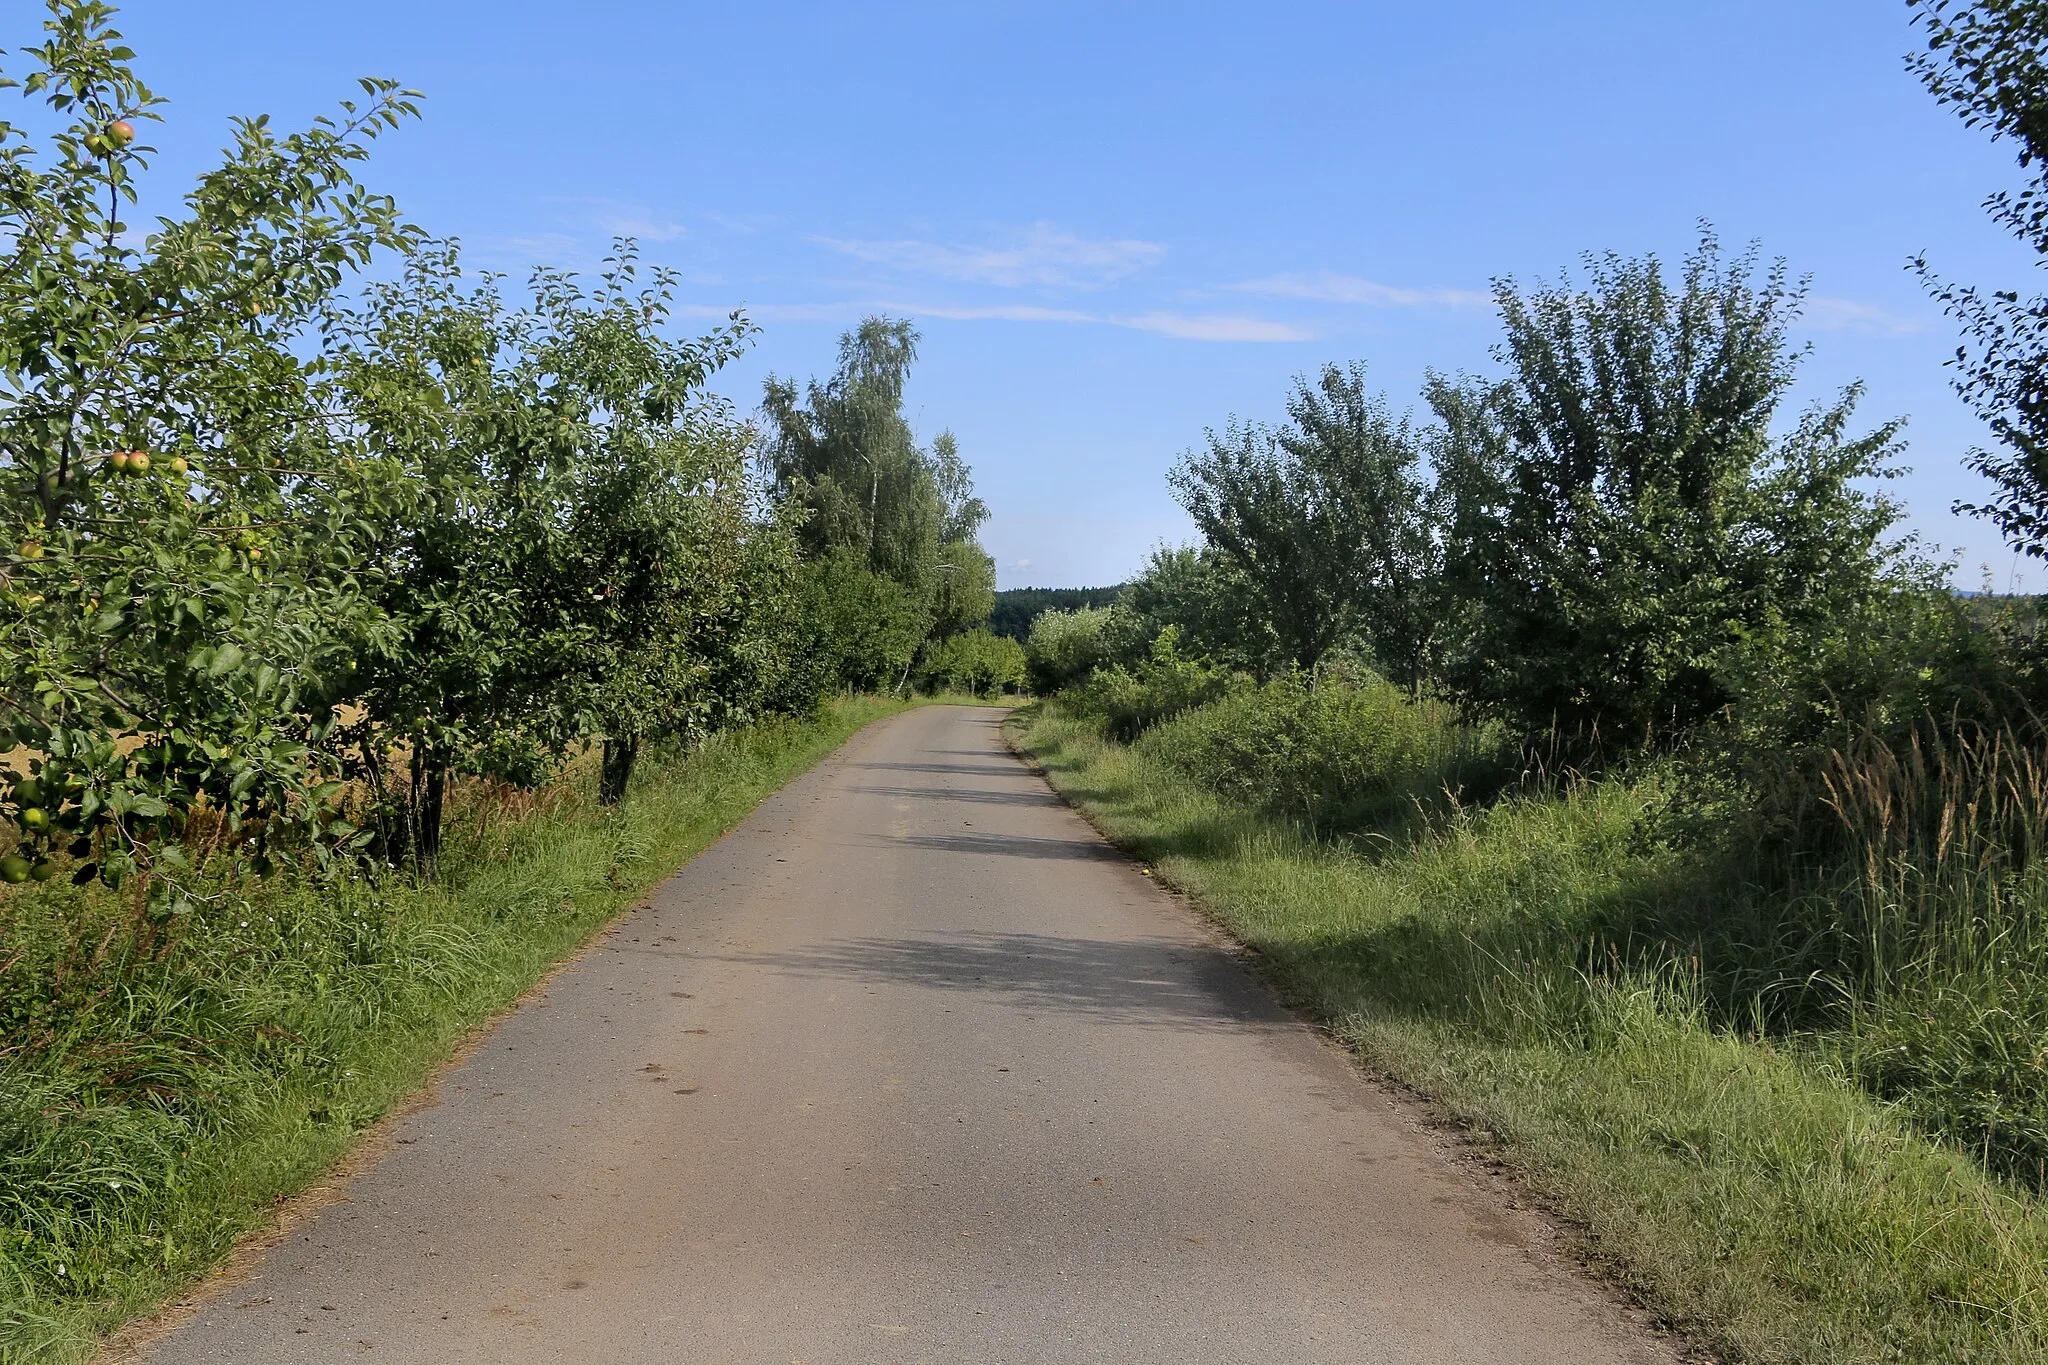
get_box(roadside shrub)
[1071,627,1233,741]
[1025,604,1149,694]
[1138,672,1507,832]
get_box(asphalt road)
[134,705,1673,1364]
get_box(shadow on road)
[852,760,1021,778]
[876,830,1125,861]
[848,783,1067,809]
[714,930,1281,1032]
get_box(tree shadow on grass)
[1234,829,1863,1043]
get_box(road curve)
[135,705,1672,1364]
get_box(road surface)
[133,705,1672,1364]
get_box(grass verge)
[1,695,928,1363]
[1011,701,2048,1365]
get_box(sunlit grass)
[1014,701,2048,1364]
[0,695,925,1363]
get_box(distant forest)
[989,585,1126,639]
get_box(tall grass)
[1781,725,2048,1186]
[0,695,920,1363]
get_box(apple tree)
[0,0,418,905]
[320,241,773,862]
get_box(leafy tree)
[759,315,994,688]
[772,550,923,693]
[1909,0,2048,556]
[515,253,762,804]
[1168,363,1437,683]
[926,432,997,638]
[1436,233,1912,745]
[319,248,553,866]
[921,626,1026,696]
[323,242,762,863]
[762,317,938,585]
[1,0,418,901]
[1025,604,1146,693]
[1122,544,1284,680]
[930,533,998,640]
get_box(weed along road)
[131,707,1672,1365]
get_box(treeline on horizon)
[1017,1,2048,1190]
[988,585,1125,640]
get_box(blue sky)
[86,1,2048,588]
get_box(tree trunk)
[415,759,447,880]
[599,735,640,806]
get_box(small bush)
[1138,672,1508,833]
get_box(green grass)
[1011,701,2048,1364]
[0,695,935,1363]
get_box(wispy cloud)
[1232,270,1488,308]
[669,301,862,324]
[1804,296,1926,337]
[819,222,1166,289]
[885,301,1100,324]
[465,231,594,270]
[673,296,1309,342]
[1119,311,1314,341]
[592,210,688,243]
[892,301,1309,342]
[537,195,691,243]
[691,208,777,235]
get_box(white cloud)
[883,301,1100,325]
[1232,270,1488,308]
[592,210,688,243]
[1803,297,1926,337]
[896,300,1309,341]
[820,221,1166,289]
[691,209,776,235]
[1118,311,1314,342]
[536,196,690,243]
[466,232,593,270]
[668,300,860,323]
[670,297,1306,342]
